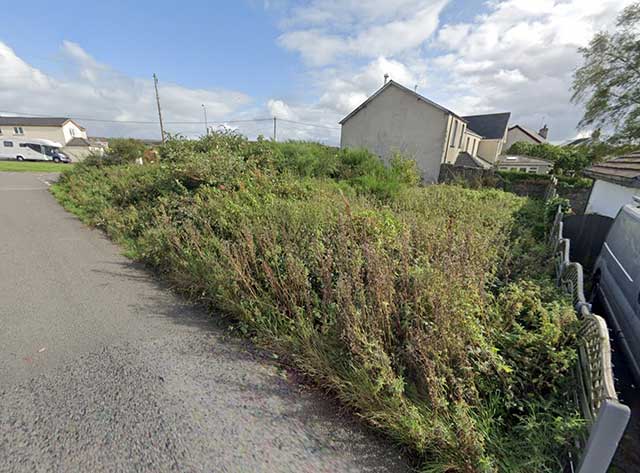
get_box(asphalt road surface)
[0,172,409,473]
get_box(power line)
[0,109,341,131]
[0,110,274,125]
[278,118,340,130]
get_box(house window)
[3,141,13,147]
[70,127,76,137]
[13,126,24,135]
[459,124,465,147]
[450,121,458,148]
[466,137,470,152]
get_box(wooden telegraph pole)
[153,73,166,143]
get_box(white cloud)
[0,41,252,139]
[270,0,636,144]
[431,0,636,141]
[278,0,450,65]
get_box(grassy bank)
[0,160,71,172]
[52,134,582,472]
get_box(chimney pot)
[384,73,389,85]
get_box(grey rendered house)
[505,124,548,150]
[339,80,510,182]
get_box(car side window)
[3,141,13,147]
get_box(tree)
[572,3,640,143]
[106,138,147,163]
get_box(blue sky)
[0,0,633,142]
[2,1,296,97]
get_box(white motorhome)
[0,138,71,163]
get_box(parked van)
[0,138,70,163]
[593,197,640,382]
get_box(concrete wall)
[340,85,450,182]
[477,138,504,164]
[0,122,87,145]
[585,179,640,218]
[506,127,539,150]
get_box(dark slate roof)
[498,155,554,166]
[462,112,511,139]
[0,116,86,131]
[339,80,465,125]
[455,152,493,169]
[583,153,640,188]
[66,137,92,147]
[0,116,70,126]
[509,124,546,143]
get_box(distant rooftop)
[0,116,72,127]
[583,153,640,188]
[498,155,553,166]
[509,124,546,144]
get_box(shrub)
[52,134,582,472]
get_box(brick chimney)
[538,124,549,139]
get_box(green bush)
[82,138,148,167]
[52,133,582,472]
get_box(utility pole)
[153,73,165,143]
[202,104,208,135]
[273,116,277,142]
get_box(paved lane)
[0,172,408,473]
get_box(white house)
[0,116,99,161]
[339,80,510,182]
[583,154,640,218]
[505,124,548,150]
[497,155,553,174]
[0,117,87,144]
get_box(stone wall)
[438,164,554,199]
[558,185,592,215]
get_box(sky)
[0,0,634,144]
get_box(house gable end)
[339,80,459,125]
